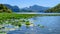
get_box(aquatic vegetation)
[0,13,38,28]
[25,21,30,26]
[38,24,44,28]
[0,33,6,34]
[0,13,59,28]
[0,13,60,34]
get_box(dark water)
[7,16,60,34]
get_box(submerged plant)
[38,24,44,28]
[25,21,31,26]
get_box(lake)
[7,16,60,34]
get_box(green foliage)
[0,4,12,13]
[0,13,60,28]
[0,13,38,27]
[45,4,60,13]
[25,21,30,26]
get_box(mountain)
[4,4,20,12]
[22,5,49,12]
[45,4,60,13]
[1,4,49,12]
[0,4,12,13]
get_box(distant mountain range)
[0,4,60,13]
[4,4,49,12]
[22,5,49,12]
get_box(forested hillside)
[0,4,12,13]
[45,4,60,13]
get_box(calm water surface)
[7,16,60,34]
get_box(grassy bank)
[0,13,38,20]
[0,33,6,34]
[0,13,60,19]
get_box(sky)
[0,0,60,8]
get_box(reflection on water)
[7,16,60,34]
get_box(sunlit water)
[7,16,60,34]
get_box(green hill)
[45,4,60,13]
[0,4,12,13]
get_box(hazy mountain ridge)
[1,4,60,13]
[22,5,49,12]
[4,4,49,12]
